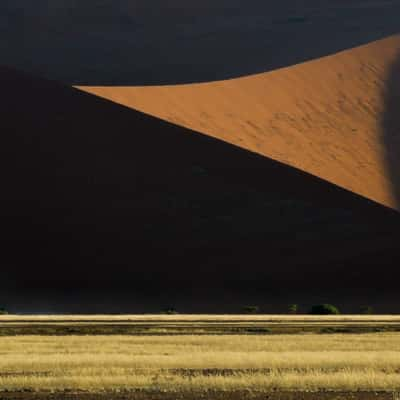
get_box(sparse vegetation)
[360,306,374,315]
[161,307,179,315]
[242,305,260,314]
[310,304,340,315]
[288,304,298,314]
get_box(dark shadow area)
[1,66,400,313]
[382,50,400,210]
[1,0,400,85]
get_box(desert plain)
[0,315,400,399]
[1,0,400,398]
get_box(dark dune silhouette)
[1,67,400,313]
[2,0,400,85]
[382,50,400,210]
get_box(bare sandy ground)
[0,392,395,400]
[80,35,400,209]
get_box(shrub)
[309,304,340,315]
[360,305,374,315]
[0,308,8,315]
[288,304,298,314]
[161,307,178,315]
[242,305,259,314]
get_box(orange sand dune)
[80,35,400,209]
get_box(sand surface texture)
[81,36,400,209]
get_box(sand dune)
[2,1,400,85]
[1,67,400,312]
[80,35,400,209]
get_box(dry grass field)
[0,318,400,397]
[0,333,399,393]
[1,315,400,336]
[2,315,400,322]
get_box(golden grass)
[0,334,400,392]
[1,314,400,322]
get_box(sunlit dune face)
[79,35,400,210]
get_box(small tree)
[309,304,340,315]
[161,307,178,315]
[288,304,298,314]
[242,305,259,314]
[360,305,374,315]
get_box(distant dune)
[1,67,400,312]
[2,1,400,85]
[80,35,400,210]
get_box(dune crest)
[80,35,400,209]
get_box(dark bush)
[161,307,178,315]
[0,308,8,315]
[360,305,374,315]
[242,305,260,314]
[309,304,340,315]
[288,304,298,314]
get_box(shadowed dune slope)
[2,0,400,85]
[80,35,400,209]
[1,67,400,312]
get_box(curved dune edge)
[79,35,400,210]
